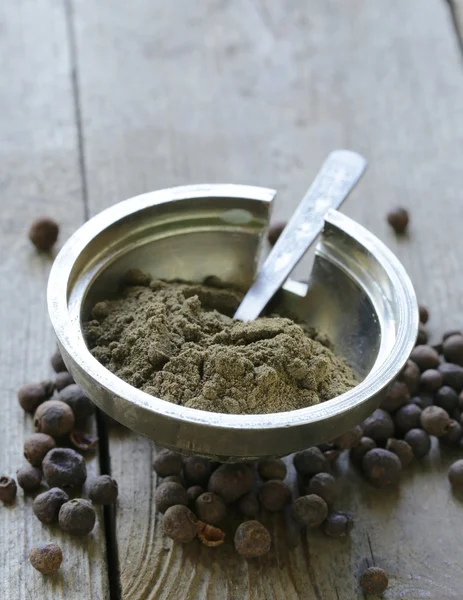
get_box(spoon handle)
[234,149,367,322]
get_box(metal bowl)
[48,184,418,461]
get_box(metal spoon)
[234,149,367,322]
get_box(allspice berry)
[42,448,87,489]
[323,511,354,537]
[331,425,363,450]
[55,371,74,391]
[34,400,75,438]
[259,480,291,512]
[399,360,421,394]
[438,362,463,392]
[16,464,42,492]
[293,447,328,476]
[419,369,443,393]
[153,450,183,478]
[359,566,389,595]
[51,349,67,373]
[0,476,17,503]
[29,542,62,575]
[24,433,56,467]
[28,217,59,251]
[257,458,287,481]
[394,403,422,434]
[57,384,94,425]
[291,494,328,527]
[420,406,451,437]
[234,520,271,558]
[183,456,211,485]
[208,463,254,503]
[441,420,462,446]
[386,438,414,467]
[443,334,463,366]
[404,428,431,458]
[154,482,188,514]
[419,305,429,324]
[18,381,53,414]
[163,505,198,543]
[88,475,119,505]
[304,473,339,506]
[362,448,401,487]
[349,437,376,465]
[434,386,459,413]
[59,499,96,536]
[410,345,440,372]
[362,409,394,443]
[186,485,204,505]
[33,488,69,524]
[448,459,463,488]
[380,381,410,412]
[195,492,226,525]
[387,207,409,233]
[238,492,260,518]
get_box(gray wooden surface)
[2,0,463,598]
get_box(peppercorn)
[438,362,463,392]
[420,405,451,437]
[380,381,410,412]
[443,334,463,366]
[399,360,421,394]
[267,222,286,246]
[28,217,59,251]
[385,438,413,467]
[257,458,287,481]
[57,384,94,426]
[33,488,69,523]
[362,409,395,443]
[16,464,42,492]
[419,369,443,392]
[123,268,152,286]
[293,447,328,476]
[259,480,291,512]
[434,385,459,413]
[349,437,376,465]
[394,404,422,434]
[404,428,431,458]
[155,482,188,514]
[359,566,389,595]
[183,456,211,485]
[55,371,74,391]
[194,492,226,525]
[323,511,354,537]
[0,476,17,503]
[304,473,339,505]
[416,323,429,345]
[42,447,87,489]
[59,498,96,536]
[419,305,429,324]
[208,463,254,503]
[387,207,409,234]
[410,345,440,371]
[29,542,62,575]
[23,433,56,468]
[448,459,463,488]
[331,425,363,450]
[88,475,118,505]
[17,381,53,414]
[440,420,462,446]
[162,475,185,487]
[362,448,401,487]
[291,494,328,527]
[163,505,198,543]
[186,485,204,505]
[51,349,67,373]
[444,329,462,341]
[34,400,75,438]
[234,520,271,558]
[153,450,183,477]
[410,394,433,409]
[238,492,260,518]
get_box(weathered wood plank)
[0,1,108,597]
[73,0,463,598]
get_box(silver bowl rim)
[48,183,418,432]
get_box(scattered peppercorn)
[23,433,56,467]
[350,437,377,465]
[443,329,462,341]
[440,420,462,446]
[434,386,459,413]
[399,360,421,394]
[16,464,42,492]
[437,362,463,392]
[394,403,422,434]
[420,405,451,437]
[17,381,53,414]
[195,492,226,525]
[34,400,75,438]
[404,428,431,458]
[323,511,354,537]
[410,345,440,371]
[163,505,198,543]
[234,520,271,558]
[387,207,409,234]
[386,438,413,467]
[419,305,429,324]
[448,459,463,488]
[208,463,254,503]
[238,492,260,518]
[0,476,17,504]
[153,450,183,478]
[183,456,211,485]
[154,482,188,514]
[362,409,395,443]
[362,448,401,487]
[259,480,292,512]
[33,488,69,524]
[88,475,118,505]
[186,485,204,505]
[304,473,339,505]
[197,521,225,547]
[359,566,389,595]
[443,334,463,366]
[42,448,87,489]
[416,323,429,345]
[380,381,410,412]
[51,349,67,373]
[293,447,328,476]
[267,222,286,246]
[291,494,328,527]
[331,425,363,450]
[29,542,62,575]
[257,458,287,481]
[419,369,443,392]
[57,384,94,426]
[28,217,59,251]
[59,498,96,536]
[55,371,74,391]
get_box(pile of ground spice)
[84,273,357,414]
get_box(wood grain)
[71,0,463,598]
[0,1,108,597]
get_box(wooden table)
[2,1,463,598]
